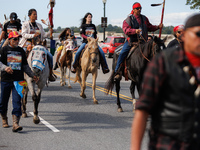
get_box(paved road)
[0,57,149,150]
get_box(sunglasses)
[177,31,182,34]
[135,7,142,10]
[187,30,200,37]
[12,38,19,41]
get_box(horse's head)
[152,36,167,53]
[87,38,99,64]
[30,45,48,76]
[64,38,75,51]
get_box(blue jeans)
[0,82,22,117]
[73,43,109,69]
[0,39,5,48]
[47,50,53,68]
[115,41,132,72]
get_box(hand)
[136,29,142,34]
[34,32,41,37]
[5,67,13,74]
[33,76,39,83]
[158,23,163,29]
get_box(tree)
[186,0,200,9]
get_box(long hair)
[59,28,71,41]
[80,12,92,27]
[28,9,37,16]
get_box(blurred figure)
[0,12,22,48]
[147,35,153,42]
[167,25,184,48]
[130,13,200,150]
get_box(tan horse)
[74,38,99,104]
[59,38,74,87]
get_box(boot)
[99,55,110,74]
[53,62,58,70]
[1,114,9,128]
[49,69,56,82]
[12,115,23,132]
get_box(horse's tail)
[104,70,115,95]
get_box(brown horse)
[59,38,74,87]
[73,38,99,104]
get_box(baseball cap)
[10,12,17,21]
[184,13,200,30]
[8,31,21,39]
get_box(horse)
[59,37,74,87]
[73,38,100,104]
[22,45,49,124]
[105,36,166,112]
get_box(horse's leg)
[21,86,28,118]
[33,89,42,124]
[67,66,72,88]
[64,66,66,85]
[92,71,98,104]
[115,80,123,112]
[60,67,65,86]
[80,71,87,99]
[130,81,137,112]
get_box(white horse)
[59,38,74,87]
[22,45,49,124]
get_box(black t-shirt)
[0,46,28,82]
[167,39,180,49]
[3,21,22,39]
[27,22,41,43]
[80,24,97,43]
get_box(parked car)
[100,36,125,58]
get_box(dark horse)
[105,36,166,112]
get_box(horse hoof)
[61,83,64,86]
[80,94,86,99]
[68,86,72,89]
[93,101,98,104]
[33,116,40,124]
[117,108,123,112]
[22,113,27,118]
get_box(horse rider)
[18,8,56,82]
[0,12,22,48]
[131,13,200,150]
[0,31,38,132]
[53,27,76,70]
[71,12,109,74]
[114,2,163,80]
[167,25,184,48]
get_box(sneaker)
[71,67,76,73]
[103,68,110,74]
[49,74,56,82]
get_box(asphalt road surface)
[0,57,150,150]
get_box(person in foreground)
[130,13,200,150]
[0,31,38,132]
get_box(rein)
[137,34,156,62]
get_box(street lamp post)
[102,0,107,42]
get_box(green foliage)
[186,0,200,9]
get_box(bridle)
[137,34,157,62]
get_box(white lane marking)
[29,112,60,132]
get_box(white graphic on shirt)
[7,54,22,70]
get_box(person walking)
[0,31,38,132]
[130,13,200,150]
[167,25,184,48]
[0,12,22,48]
[18,8,55,81]
[114,2,162,80]
[71,12,109,74]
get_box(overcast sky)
[0,0,199,29]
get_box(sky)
[0,0,199,29]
